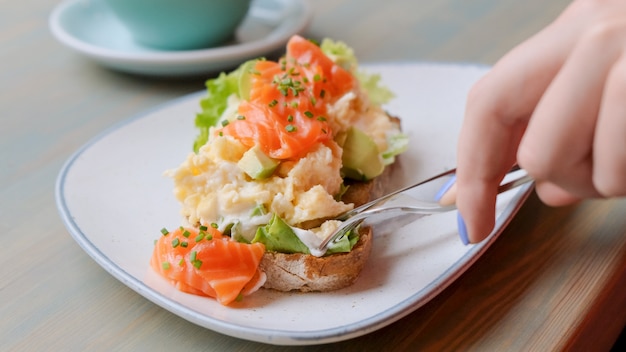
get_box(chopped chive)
[171,238,180,248]
[160,227,169,236]
[317,116,327,121]
[285,124,297,132]
[322,129,328,134]
[291,102,299,108]
[206,234,213,240]
[302,77,309,83]
[162,262,171,270]
[221,120,230,127]
[218,132,223,137]
[190,251,197,262]
[235,293,244,302]
[182,230,190,238]
[236,115,246,120]
[192,260,203,269]
[195,233,204,242]
[199,225,208,231]
[211,223,218,228]
[313,74,321,82]
[320,89,326,98]
[181,241,188,248]
[179,226,184,231]
[304,111,314,118]
[178,258,185,266]
[287,115,294,122]
[310,97,317,105]
[268,99,278,107]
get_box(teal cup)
[102,0,252,50]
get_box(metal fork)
[315,166,534,254]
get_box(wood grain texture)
[2,0,624,351]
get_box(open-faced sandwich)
[151,35,408,305]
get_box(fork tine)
[316,165,533,254]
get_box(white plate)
[49,0,312,77]
[55,63,533,345]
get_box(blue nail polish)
[434,175,456,201]
[457,212,469,245]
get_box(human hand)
[455,0,626,244]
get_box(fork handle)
[438,167,533,206]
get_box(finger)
[594,50,626,196]
[533,180,581,206]
[518,19,626,202]
[456,120,524,243]
[456,8,584,243]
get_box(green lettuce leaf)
[356,71,396,105]
[382,132,409,165]
[193,71,239,152]
[321,38,395,105]
[320,38,358,72]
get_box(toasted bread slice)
[259,227,373,292]
[260,153,400,292]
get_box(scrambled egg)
[168,86,395,242]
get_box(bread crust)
[259,227,373,292]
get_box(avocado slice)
[341,127,384,180]
[252,214,310,254]
[238,145,279,179]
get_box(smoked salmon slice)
[220,35,356,160]
[151,226,266,305]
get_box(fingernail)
[434,175,456,201]
[457,212,469,245]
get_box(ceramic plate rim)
[55,62,533,345]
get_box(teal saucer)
[49,0,312,77]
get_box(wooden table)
[2,0,624,350]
